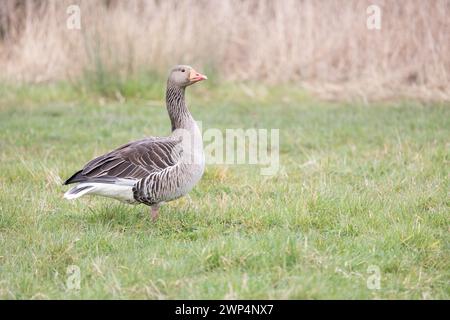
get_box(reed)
[0,0,448,100]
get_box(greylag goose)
[64,65,207,220]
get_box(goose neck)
[166,83,193,131]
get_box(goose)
[63,65,207,221]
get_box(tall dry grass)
[0,0,449,100]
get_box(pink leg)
[150,205,159,221]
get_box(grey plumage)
[64,65,207,220]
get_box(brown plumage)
[64,137,181,184]
[64,65,207,221]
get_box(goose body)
[64,65,207,220]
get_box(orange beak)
[189,69,208,83]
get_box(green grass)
[0,81,449,299]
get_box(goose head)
[168,65,207,87]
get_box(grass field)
[0,82,448,299]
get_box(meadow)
[0,80,448,299]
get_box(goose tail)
[64,184,96,200]
[63,179,136,202]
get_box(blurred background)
[0,0,448,101]
[0,1,449,299]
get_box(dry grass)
[0,0,449,100]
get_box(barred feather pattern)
[132,82,205,205]
[64,79,205,207]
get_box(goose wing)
[64,137,182,185]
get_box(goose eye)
[181,69,185,73]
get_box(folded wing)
[64,137,182,185]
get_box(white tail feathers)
[64,184,96,200]
[64,182,136,203]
